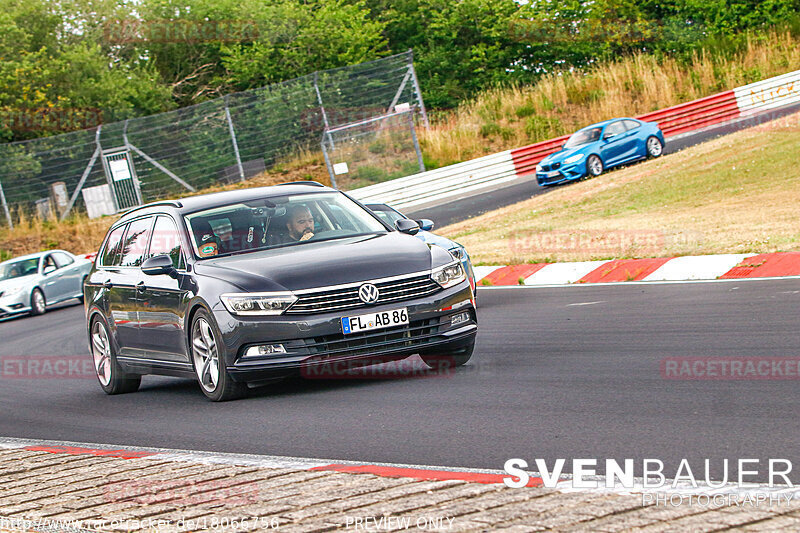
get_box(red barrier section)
[483,263,548,285]
[510,135,570,177]
[578,258,672,283]
[637,90,740,137]
[24,445,157,459]
[310,464,545,487]
[720,252,800,278]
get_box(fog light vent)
[450,312,470,327]
[245,344,287,357]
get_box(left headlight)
[431,261,467,289]
[220,292,297,316]
[449,246,465,260]
[564,153,584,164]
[2,286,24,297]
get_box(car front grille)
[540,162,561,172]
[287,274,441,314]
[304,318,441,359]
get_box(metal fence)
[0,51,427,228]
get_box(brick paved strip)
[3,448,800,533]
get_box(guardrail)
[350,68,800,211]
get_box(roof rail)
[118,200,183,217]
[276,181,327,187]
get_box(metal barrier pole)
[224,96,245,182]
[408,50,430,129]
[62,125,103,220]
[123,120,144,205]
[314,72,335,150]
[321,138,337,189]
[0,176,13,229]
[408,110,425,174]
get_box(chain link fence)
[0,51,427,229]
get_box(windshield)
[185,191,388,258]
[564,127,602,149]
[367,206,405,227]
[0,258,39,280]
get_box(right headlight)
[431,261,467,289]
[220,292,297,315]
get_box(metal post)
[314,72,335,150]
[320,138,337,189]
[388,68,412,113]
[62,125,103,220]
[122,120,144,205]
[407,110,425,174]
[0,177,12,229]
[224,96,245,182]
[408,50,430,129]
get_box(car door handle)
[136,282,146,294]
[103,280,113,289]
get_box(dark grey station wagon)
[84,182,477,401]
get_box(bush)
[480,122,502,138]
[515,102,536,118]
[524,116,565,142]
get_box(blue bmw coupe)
[535,118,665,186]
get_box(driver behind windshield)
[286,205,315,242]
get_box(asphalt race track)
[406,102,800,227]
[2,279,800,483]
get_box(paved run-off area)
[2,448,800,532]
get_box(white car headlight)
[448,246,465,260]
[535,163,543,172]
[220,292,297,315]
[2,286,23,297]
[431,261,467,289]
[564,153,584,164]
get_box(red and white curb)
[475,252,800,287]
[2,437,798,501]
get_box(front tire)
[30,288,46,316]
[646,136,663,158]
[586,155,604,177]
[191,309,246,402]
[421,340,475,370]
[91,318,141,395]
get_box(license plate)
[546,170,560,177]
[342,308,409,334]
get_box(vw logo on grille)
[358,283,380,304]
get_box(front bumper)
[214,283,477,382]
[0,292,30,318]
[536,160,586,185]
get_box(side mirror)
[142,254,178,278]
[395,219,420,236]
[416,219,434,232]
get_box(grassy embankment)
[1,30,799,260]
[437,110,800,264]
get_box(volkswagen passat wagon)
[84,182,477,401]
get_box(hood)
[194,232,435,292]
[542,146,587,164]
[0,276,34,294]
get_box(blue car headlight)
[564,153,584,165]
[535,163,544,172]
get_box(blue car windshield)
[564,127,602,149]
[0,258,39,280]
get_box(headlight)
[220,292,297,315]
[564,153,584,164]
[431,261,467,289]
[535,163,543,172]
[2,286,23,297]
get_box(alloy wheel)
[91,321,112,386]
[647,137,663,157]
[192,317,220,393]
[32,290,45,314]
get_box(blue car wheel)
[587,154,603,177]
[646,136,663,158]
